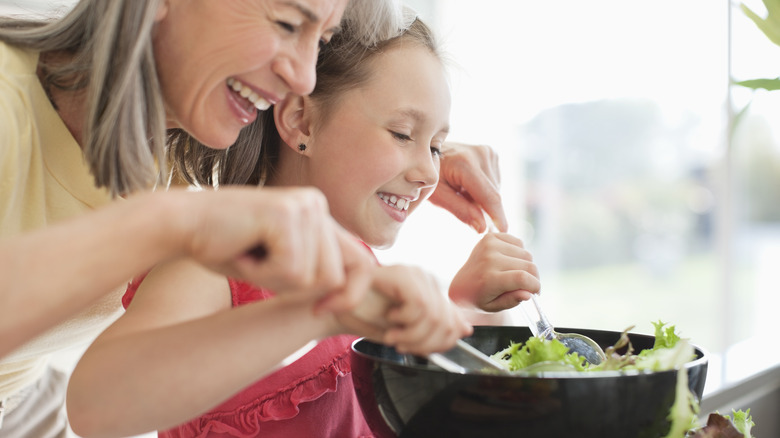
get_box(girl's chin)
[361,232,399,250]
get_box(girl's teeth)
[227,77,271,111]
[379,193,410,211]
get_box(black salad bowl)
[351,325,708,438]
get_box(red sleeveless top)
[123,277,372,438]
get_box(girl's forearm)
[67,297,335,438]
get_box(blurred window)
[378,0,780,394]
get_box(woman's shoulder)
[0,40,38,75]
[0,41,42,141]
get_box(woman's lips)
[227,77,273,110]
[225,85,257,125]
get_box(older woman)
[0,0,504,436]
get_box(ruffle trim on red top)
[186,345,352,438]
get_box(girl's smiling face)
[153,0,347,149]
[305,43,451,248]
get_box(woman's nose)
[275,41,319,96]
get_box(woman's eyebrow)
[281,1,342,34]
[282,1,319,22]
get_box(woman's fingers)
[189,187,358,296]
[314,222,375,314]
[429,142,507,233]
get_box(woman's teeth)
[227,77,271,111]
[379,193,410,211]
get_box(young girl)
[68,10,539,438]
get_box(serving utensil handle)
[520,295,555,340]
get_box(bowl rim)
[351,326,709,379]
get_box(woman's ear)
[274,95,313,153]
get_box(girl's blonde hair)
[181,6,439,188]
[0,0,407,197]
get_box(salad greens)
[490,320,695,374]
[490,322,757,437]
[690,410,755,438]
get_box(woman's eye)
[318,38,329,50]
[276,21,296,33]
[430,146,443,157]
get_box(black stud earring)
[298,143,307,152]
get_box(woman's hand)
[431,142,507,233]
[449,232,540,312]
[175,186,374,306]
[333,265,473,356]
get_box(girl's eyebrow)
[281,1,343,34]
[396,107,451,134]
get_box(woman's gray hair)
[340,0,417,47]
[0,0,166,197]
[0,0,411,196]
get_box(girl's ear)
[274,95,313,153]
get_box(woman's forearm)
[0,192,186,357]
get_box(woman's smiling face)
[305,43,451,249]
[153,0,347,149]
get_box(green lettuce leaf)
[726,409,755,438]
[661,368,699,438]
[490,336,588,372]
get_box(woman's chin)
[185,121,242,151]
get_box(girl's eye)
[430,146,443,157]
[318,38,329,50]
[391,131,412,142]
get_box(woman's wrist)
[146,189,200,261]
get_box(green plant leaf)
[741,1,780,47]
[733,77,780,90]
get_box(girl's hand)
[333,265,472,356]
[374,265,472,355]
[449,233,540,312]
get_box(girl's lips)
[377,192,415,223]
[378,196,408,223]
[378,192,413,211]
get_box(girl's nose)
[408,147,440,188]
